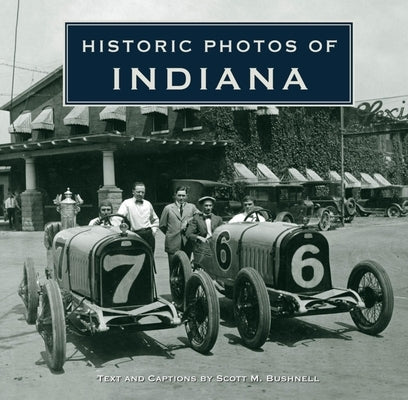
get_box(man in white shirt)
[4,192,20,229]
[229,195,266,223]
[117,182,159,251]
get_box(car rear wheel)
[386,205,400,218]
[184,270,219,354]
[170,250,192,310]
[19,258,39,324]
[37,279,66,371]
[347,260,394,335]
[233,268,271,349]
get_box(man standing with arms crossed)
[117,182,159,252]
[159,186,198,273]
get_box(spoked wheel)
[18,258,39,324]
[318,209,331,231]
[170,251,192,310]
[184,270,219,354]
[233,268,271,349]
[386,205,400,218]
[347,260,394,335]
[37,279,66,371]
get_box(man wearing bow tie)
[186,196,223,245]
[159,186,198,271]
[117,182,159,251]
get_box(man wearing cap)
[185,196,223,245]
[159,186,199,271]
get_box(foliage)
[198,107,407,186]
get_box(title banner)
[64,22,353,106]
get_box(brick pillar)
[21,190,44,231]
[98,186,123,213]
[97,150,123,212]
[21,157,43,231]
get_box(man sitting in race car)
[228,195,266,223]
[185,196,223,245]
[89,200,119,226]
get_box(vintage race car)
[170,210,394,349]
[18,215,219,371]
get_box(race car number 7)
[291,245,324,288]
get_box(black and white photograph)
[0,1,407,399]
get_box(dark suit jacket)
[159,202,198,253]
[185,213,223,242]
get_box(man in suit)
[185,196,223,245]
[159,186,199,271]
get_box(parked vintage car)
[357,185,408,217]
[301,180,357,223]
[171,212,394,349]
[18,216,220,371]
[245,182,332,231]
[171,179,241,220]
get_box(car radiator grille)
[241,245,273,285]
[69,252,91,297]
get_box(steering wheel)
[98,213,131,228]
[243,208,274,222]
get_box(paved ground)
[1,216,407,400]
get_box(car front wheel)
[233,268,271,349]
[170,251,192,310]
[36,280,66,371]
[347,260,394,335]
[184,270,219,354]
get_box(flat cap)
[198,196,216,204]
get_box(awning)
[99,106,126,122]
[306,168,323,181]
[140,106,168,116]
[256,163,280,183]
[233,162,257,183]
[231,106,257,111]
[63,106,89,126]
[172,106,201,111]
[256,106,279,116]
[31,108,54,130]
[360,173,380,188]
[286,168,308,182]
[8,111,31,134]
[373,173,392,186]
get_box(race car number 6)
[291,245,324,288]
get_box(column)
[98,150,123,212]
[21,157,44,231]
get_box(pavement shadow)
[267,318,353,347]
[65,329,187,369]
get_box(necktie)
[180,204,183,216]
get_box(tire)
[170,250,192,310]
[345,198,357,217]
[347,260,394,335]
[318,209,331,231]
[387,205,400,218]
[19,258,39,324]
[184,270,219,354]
[37,279,66,371]
[275,212,293,223]
[345,214,355,223]
[233,268,271,349]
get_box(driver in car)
[89,200,120,226]
[229,195,266,223]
